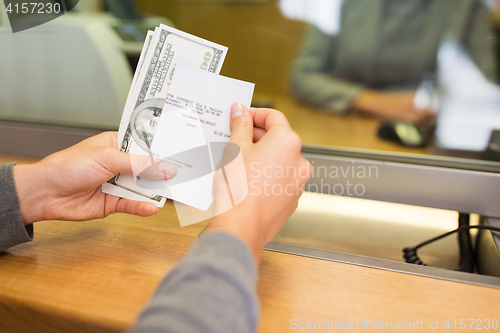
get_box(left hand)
[13,132,177,225]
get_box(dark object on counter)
[484,130,500,162]
[103,0,143,20]
[251,99,274,109]
[378,121,426,147]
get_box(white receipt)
[137,62,254,210]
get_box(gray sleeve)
[0,163,33,252]
[291,25,365,114]
[129,232,259,333]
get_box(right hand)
[352,90,435,124]
[204,103,312,265]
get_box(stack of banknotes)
[101,24,229,207]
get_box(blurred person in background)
[291,0,498,124]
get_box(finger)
[229,103,254,147]
[253,127,267,142]
[420,109,436,121]
[113,198,159,217]
[75,131,177,179]
[411,109,435,125]
[98,149,177,180]
[409,106,434,116]
[138,160,178,180]
[249,107,291,133]
[110,131,120,149]
[297,159,312,185]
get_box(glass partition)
[2,0,500,161]
[135,0,500,162]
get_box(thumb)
[229,103,253,147]
[101,149,177,180]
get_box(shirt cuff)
[325,85,366,115]
[0,163,34,252]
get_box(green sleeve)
[463,1,498,83]
[290,25,365,114]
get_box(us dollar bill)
[102,25,228,206]
[116,29,155,145]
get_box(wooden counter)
[1,99,499,333]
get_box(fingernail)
[158,161,177,178]
[231,103,244,121]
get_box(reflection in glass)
[2,0,500,161]
[289,0,497,124]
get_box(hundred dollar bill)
[102,25,228,206]
[117,29,155,145]
[102,29,161,205]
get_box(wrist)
[205,212,263,266]
[351,90,379,113]
[13,163,50,225]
